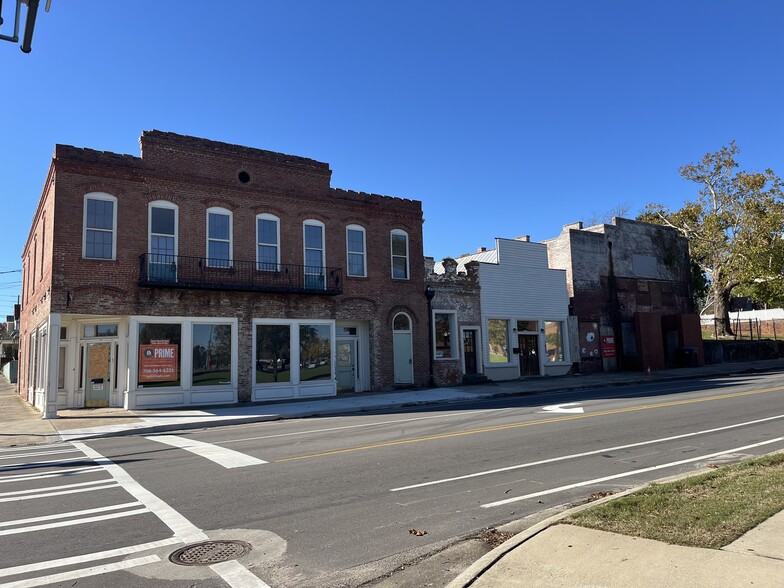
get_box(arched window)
[393,312,411,332]
[346,224,366,277]
[303,219,326,290]
[83,192,117,260]
[390,229,409,279]
[207,207,233,268]
[256,213,280,271]
[148,200,178,282]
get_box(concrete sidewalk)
[2,359,783,587]
[2,357,784,446]
[447,512,784,587]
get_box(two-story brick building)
[20,131,430,415]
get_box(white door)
[336,339,357,392]
[392,313,413,385]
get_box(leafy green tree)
[639,142,784,336]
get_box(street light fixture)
[0,0,52,53]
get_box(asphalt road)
[1,370,783,588]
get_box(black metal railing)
[138,254,342,295]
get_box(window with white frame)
[137,322,182,388]
[83,193,117,260]
[255,324,291,384]
[207,208,232,268]
[256,214,280,271]
[434,311,457,359]
[192,323,233,386]
[391,229,409,279]
[304,220,325,289]
[346,224,366,277]
[148,201,178,282]
[488,319,510,363]
[544,321,565,362]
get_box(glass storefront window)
[300,324,332,382]
[84,324,118,338]
[545,321,564,362]
[138,323,181,387]
[488,319,509,363]
[434,313,455,359]
[256,325,291,384]
[58,347,66,389]
[192,324,232,386]
[517,320,538,332]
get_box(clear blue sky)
[2,1,783,312]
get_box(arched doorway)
[392,312,413,385]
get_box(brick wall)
[425,258,481,386]
[19,131,430,399]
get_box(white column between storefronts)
[43,313,61,419]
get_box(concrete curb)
[445,450,784,588]
[51,363,782,443]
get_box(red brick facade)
[545,217,702,372]
[19,131,430,410]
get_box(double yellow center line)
[275,385,784,463]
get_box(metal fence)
[701,318,784,341]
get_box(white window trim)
[148,200,179,258]
[346,224,367,278]
[252,318,335,387]
[390,229,410,280]
[393,312,412,333]
[82,192,118,260]
[432,310,458,361]
[543,319,569,364]
[191,321,235,387]
[303,219,326,267]
[206,207,233,268]
[487,317,512,365]
[128,315,238,392]
[256,213,281,271]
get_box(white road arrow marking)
[541,403,584,414]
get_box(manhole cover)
[169,540,252,566]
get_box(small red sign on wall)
[601,336,616,358]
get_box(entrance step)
[462,373,491,385]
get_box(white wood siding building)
[444,237,572,381]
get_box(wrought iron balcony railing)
[138,254,342,295]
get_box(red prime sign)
[601,336,616,358]
[139,343,179,383]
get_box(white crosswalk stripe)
[146,434,268,468]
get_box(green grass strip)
[564,452,784,549]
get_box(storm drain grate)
[169,540,252,566]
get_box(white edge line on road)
[0,555,161,588]
[0,501,142,528]
[391,413,784,492]
[0,456,89,472]
[72,442,270,588]
[482,436,784,508]
[0,478,115,498]
[0,537,180,579]
[0,483,118,503]
[0,507,150,537]
[0,448,80,461]
[0,443,72,454]
[0,466,101,483]
[145,435,267,468]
